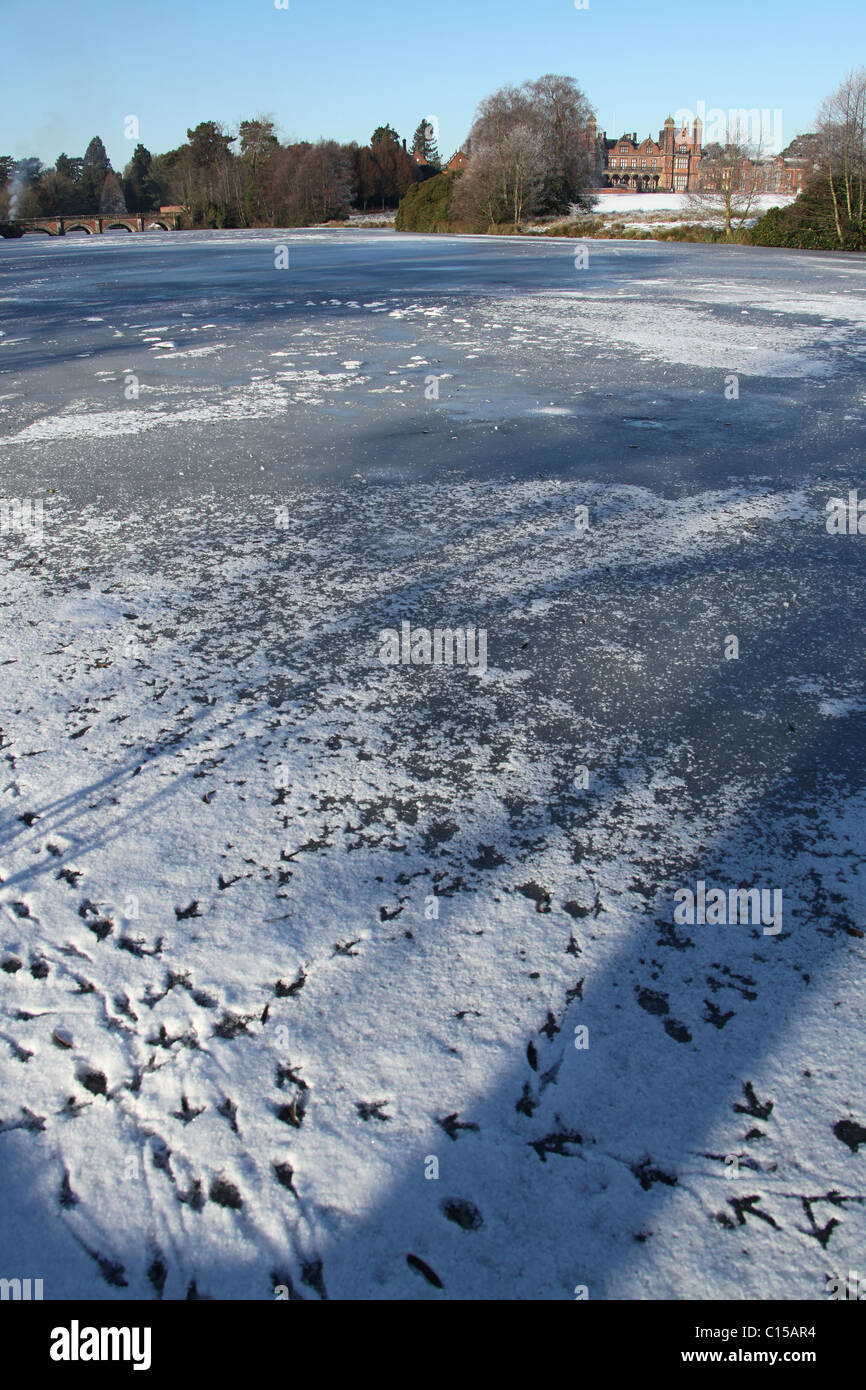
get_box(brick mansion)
[588,115,811,195]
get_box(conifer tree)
[99,169,128,215]
[412,119,440,167]
[80,136,111,211]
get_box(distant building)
[403,144,439,184]
[589,115,703,192]
[450,122,814,197]
[589,115,815,196]
[727,155,811,196]
[695,143,814,196]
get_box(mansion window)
[675,157,688,169]
[631,158,637,167]
[619,145,628,153]
[678,145,689,153]
[641,159,647,168]
[674,174,687,189]
[651,159,658,167]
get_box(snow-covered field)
[590,192,797,214]
[0,229,864,1301]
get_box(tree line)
[0,117,442,226]
[3,67,864,250]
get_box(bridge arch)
[8,210,181,237]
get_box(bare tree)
[369,137,413,210]
[686,119,767,236]
[524,73,597,212]
[500,126,545,227]
[817,68,866,246]
[287,141,354,225]
[454,74,596,229]
[455,125,544,229]
[452,141,508,228]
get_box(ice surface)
[0,229,864,1301]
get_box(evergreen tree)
[79,136,111,211]
[412,118,440,167]
[239,118,279,166]
[371,125,401,147]
[186,121,235,167]
[123,144,159,212]
[99,170,128,215]
[30,171,80,216]
[12,156,44,185]
[55,153,82,183]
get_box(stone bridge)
[0,207,183,237]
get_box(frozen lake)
[1,229,865,1301]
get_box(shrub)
[395,172,457,232]
[654,224,723,243]
[749,180,866,251]
[541,217,605,237]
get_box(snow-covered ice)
[0,229,864,1301]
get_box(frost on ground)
[0,231,864,1301]
[587,192,797,215]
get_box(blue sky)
[2,0,862,170]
